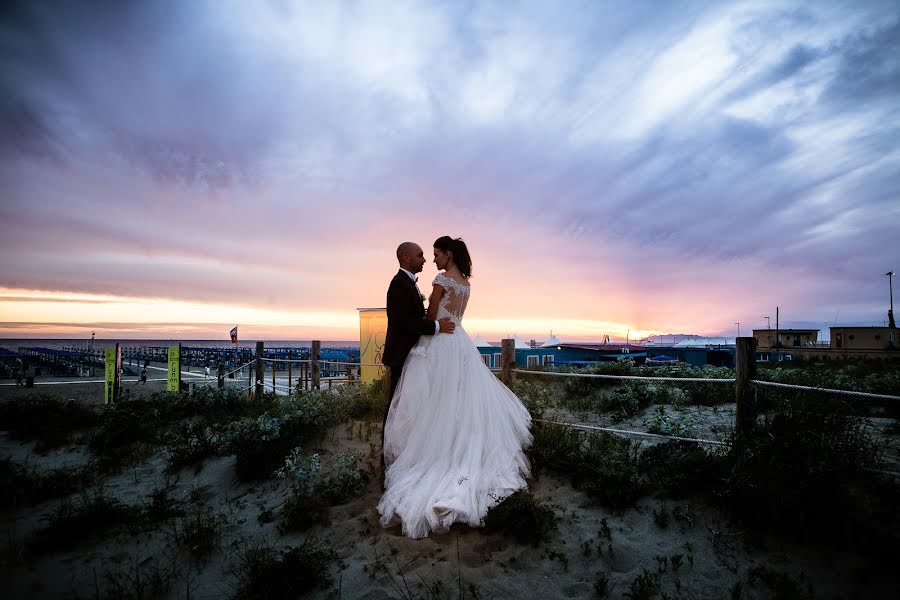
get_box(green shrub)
[0,457,93,509]
[176,510,223,563]
[165,418,223,474]
[233,538,339,599]
[640,441,724,498]
[576,430,648,508]
[276,450,370,532]
[647,406,696,438]
[510,379,557,419]
[317,450,370,504]
[0,397,98,450]
[224,414,297,481]
[334,378,390,420]
[719,397,892,551]
[279,490,331,533]
[560,361,636,398]
[527,421,583,471]
[481,490,557,545]
[29,492,142,554]
[528,423,648,508]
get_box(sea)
[0,339,360,353]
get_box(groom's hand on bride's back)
[438,317,455,333]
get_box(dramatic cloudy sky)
[1,0,898,341]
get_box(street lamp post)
[887,271,895,329]
[735,322,741,339]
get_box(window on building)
[527,355,539,367]
[543,355,554,366]
[481,354,490,367]
[836,333,843,348]
[849,334,855,340]
[875,334,881,341]
[493,353,502,368]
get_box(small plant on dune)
[175,510,224,564]
[575,430,648,508]
[624,568,660,600]
[277,450,328,532]
[335,377,390,420]
[276,450,370,533]
[528,423,649,508]
[605,382,670,418]
[224,414,297,481]
[317,450,370,504]
[224,389,353,481]
[481,490,558,545]
[96,554,175,600]
[527,421,583,470]
[510,379,557,419]
[89,400,162,471]
[647,406,696,438]
[146,475,184,522]
[165,418,223,474]
[594,572,611,598]
[640,441,724,499]
[652,505,669,529]
[232,538,340,600]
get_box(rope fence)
[534,418,728,447]
[751,379,900,401]
[513,369,735,384]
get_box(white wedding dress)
[378,273,533,539]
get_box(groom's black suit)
[381,270,437,464]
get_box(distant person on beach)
[378,237,532,539]
[204,365,210,379]
[139,366,147,385]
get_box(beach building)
[830,326,897,351]
[752,325,899,361]
[752,329,820,350]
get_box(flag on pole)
[230,326,238,344]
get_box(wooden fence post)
[217,362,225,389]
[311,341,321,390]
[255,341,264,399]
[735,337,757,433]
[288,351,292,393]
[271,355,276,394]
[500,339,515,386]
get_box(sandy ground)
[1,380,896,599]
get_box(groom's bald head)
[396,242,426,273]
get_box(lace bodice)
[432,273,470,322]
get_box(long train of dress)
[378,317,532,539]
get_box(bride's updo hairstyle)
[434,236,472,278]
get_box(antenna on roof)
[833,296,844,327]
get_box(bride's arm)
[425,285,444,321]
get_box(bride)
[378,236,533,539]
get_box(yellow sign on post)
[358,308,387,384]
[103,344,121,404]
[167,345,180,392]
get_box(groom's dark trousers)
[381,270,437,472]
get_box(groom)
[381,242,455,468]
